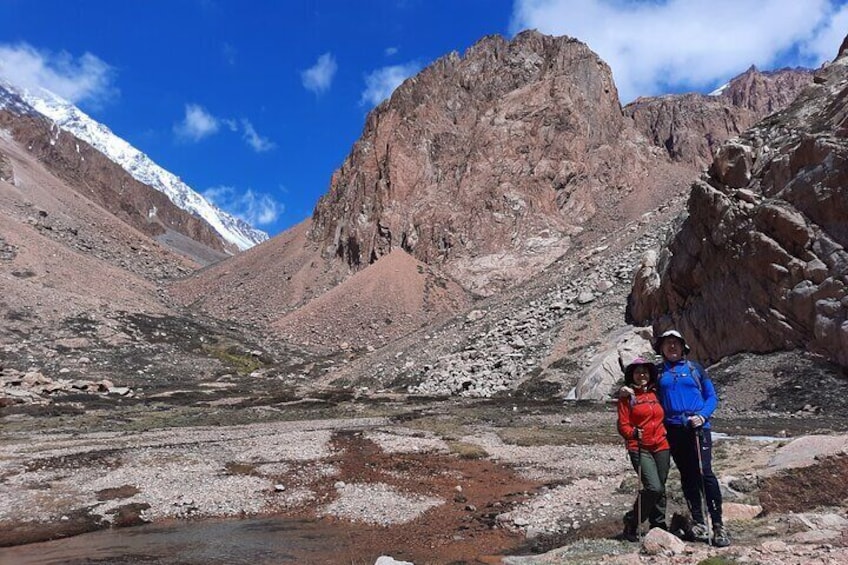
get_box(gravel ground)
[1,403,847,564]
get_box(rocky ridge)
[0,80,267,251]
[173,31,812,350]
[0,108,231,264]
[625,66,812,167]
[629,45,848,367]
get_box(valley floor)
[1,392,847,564]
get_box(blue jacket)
[656,359,717,428]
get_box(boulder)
[641,526,686,555]
[572,327,654,399]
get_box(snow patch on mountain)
[0,80,267,250]
[709,82,730,96]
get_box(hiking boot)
[712,524,731,547]
[690,522,710,543]
[621,515,639,542]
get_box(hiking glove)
[619,386,635,399]
[632,427,642,440]
[688,414,706,428]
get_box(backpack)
[686,360,707,392]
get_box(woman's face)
[633,365,651,387]
[661,337,685,362]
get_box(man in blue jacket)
[654,329,730,547]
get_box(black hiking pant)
[666,424,723,527]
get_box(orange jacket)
[617,388,670,453]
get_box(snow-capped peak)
[709,82,730,97]
[0,80,267,251]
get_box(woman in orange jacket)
[617,357,670,541]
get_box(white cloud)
[801,2,848,62]
[0,42,117,106]
[301,52,338,94]
[360,62,422,107]
[385,46,399,56]
[509,0,846,104]
[204,186,283,226]
[174,104,220,141]
[241,119,276,152]
[174,107,274,151]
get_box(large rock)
[628,37,848,368]
[572,326,654,399]
[765,434,848,474]
[641,526,686,555]
[310,30,671,295]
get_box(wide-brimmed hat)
[623,357,658,385]
[653,329,691,354]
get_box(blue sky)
[1,1,846,238]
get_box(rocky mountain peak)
[309,31,657,295]
[722,65,813,115]
[625,66,812,167]
[0,80,267,251]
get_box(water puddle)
[0,518,361,565]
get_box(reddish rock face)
[625,67,813,168]
[309,30,669,295]
[628,40,848,368]
[308,32,813,297]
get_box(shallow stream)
[0,518,365,565]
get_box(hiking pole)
[694,427,712,546]
[636,439,643,540]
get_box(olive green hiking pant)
[624,448,670,529]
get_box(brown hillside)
[272,248,472,353]
[0,129,191,338]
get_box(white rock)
[375,557,414,565]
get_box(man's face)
[661,337,685,362]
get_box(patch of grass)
[548,356,581,372]
[204,343,264,375]
[499,425,618,447]
[447,441,488,459]
[96,485,140,501]
[402,415,473,440]
[498,426,576,446]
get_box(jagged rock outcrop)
[629,39,848,367]
[309,30,673,295]
[625,66,813,168]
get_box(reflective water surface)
[0,518,357,565]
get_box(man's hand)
[619,386,635,399]
[688,414,706,428]
[632,427,642,440]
